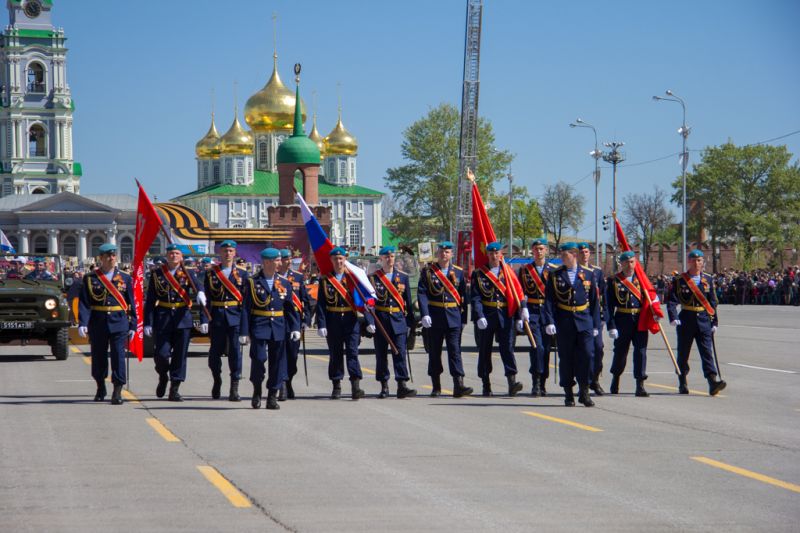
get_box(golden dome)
[308,116,325,161]
[218,112,254,156]
[244,55,307,134]
[324,112,358,156]
[195,113,221,159]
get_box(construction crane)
[454,0,482,270]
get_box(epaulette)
[545,261,559,268]
[276,273,290,282]
[591,264,603,271]
[453,265,463,270]
[554,264,567,272]
[395,269,408,276]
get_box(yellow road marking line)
[197,466,252,508]
[691,456,800,493]
[146,417,180,442]
[648,382,725,397]
[521,410,603,432]
[421,384,455,395]
[82,356,91,365]
[122,389,140,404]
[70,345,83,354]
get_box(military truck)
[0,254,71,359]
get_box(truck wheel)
[53,327,69,360]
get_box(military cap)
[165,243,181,252]
[619,251,636,261]
[577,242,590,250]
[280,249,291,259]
[531,238,548,247]
[201,257,212,264]
[379,245,396,255]
[438,241,454,250]
[153,256,166,265]
[98,243,117,254]
[486,241,503,252]
[559,242,578,252]
[219,239,237,249]
[260,247,280,259]
[184,257,196,264]
[688,249,704,258]
[330,247,347,256]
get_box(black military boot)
[482,377,492,397]
[251,382,262,409]
[397,380,417,399]
[610,374,620,394]
[635,379,649,397]
[330,379,342,400]
[156,373,169,398]
[110,383,123,405]
[378,380,390,398]
[94,380,107,402]
[507,374,523,396]
[430,375,442,397]
[530,373,541,397]
[266,389,280,410]
[578,386,595,407]
[211,372,222,399]
[678,375,689,394]
[168,381,183,402]
[590,376,605,396]
[278,383,287,402]
[286,379,295,400]
[707,374,727,396]
[453,376,473,398]
[351,378,365,400]
[564,386,575,407]
[229,380,240,402]
[539,375,548,396]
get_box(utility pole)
[602,141,625,251]
[508,170,513,257]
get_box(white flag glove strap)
[144,326,153,337]
[516,320,524,332]
[670,320,681,327]
[608,328,619,339]
[196,291,207,307]
[290,331,301,342]
[711,326,718,334]
[128,330,136,341]
[199,323,209,334]
[318,327,327,338]
[366,324,376,334]
[593,329,599,337]
[78,326,88,338]
[238,335,249,345]
[477,318,488,330]
[421,315,432,329]
[545,324,556,336]
[521,308,530,321]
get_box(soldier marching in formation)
[578,242,607,396]
[277,248,311,401]
[517,238,554,396]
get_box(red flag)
[471,179,524,317]
[131,180,165,361]
[614,218,664,334]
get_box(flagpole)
[345,268,401,360]
[502,261,536,349]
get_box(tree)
[674,142,800,270]
[621,187,675,271]
[540,181,584,250]
[384,103,513,242]
[488,185,542,252]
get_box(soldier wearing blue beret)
[276,248,311,400]
[77,243,137,405]
[578,242,609,396]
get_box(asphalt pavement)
[1,305,798,532]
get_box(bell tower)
[0,0,80,197]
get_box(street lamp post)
[602,141,625,251]
[508,170,513,258]
[569,119,602,257]
[653,90,690,272]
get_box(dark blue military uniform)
[607,272,649,382]
[283,268,311,386]
[78,268,136,387]
[585,263,607,387]
[204,265,249,381]
[145,265,205,384]
[471,265,519,380]
[667,272,719,379]
[518,261,555,386]
[370,267,414,383]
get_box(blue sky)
[44,0,800,237]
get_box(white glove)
[366,324,376,334]
[520,307,530,321]
[593,329,599,337]
[318,327,327,338]
[711,326,718,334]
[238,335,249,345]
[608,328,619,339]
[670,320,681,327]
[545,324,556,336]
[196,291,207,307]
[129,330,136,341]
[290,331,301,342]
[78,326,88,338]
[301,323,307,331]
[421,315,432,328]
[516,320,524,332]
[199,323,209,334]
[476,317,488,330]
[144,326,153,337]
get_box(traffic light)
[602,214,611,232]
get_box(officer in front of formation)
[543,242,601,407]
[77,243,136,405]
[144,244,207,402]
[517,237,555,396]
[204,240,249,401]
[667,249,727,396]
[369,245,416,399]
[417,241,473,398]
[606,251,653,397]
[316,247,373,400]
[241,248,300,410]
[277,248,311,400]
[471,241,526,397]
[578,242,607,396]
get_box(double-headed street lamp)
[569,118,602,256]
[507,169,513,258]
[653,89,690,272]
[602,141,625,250]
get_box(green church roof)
[275,81,320,165]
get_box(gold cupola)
[218,108,254,156]
[308,115,325,161]
[195,113,221,159]
[244,54,307,134]
[324,108,358,156]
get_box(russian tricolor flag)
[0,229,16,254]
[296,192,376,309]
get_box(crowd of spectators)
[651,267,800,306]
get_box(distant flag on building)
[0,229,16,254]
[296,191,375,309]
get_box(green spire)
[276,70,320,165]
[292,83,305,137]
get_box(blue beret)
[379,245,396,255]
[154,256,166,265]
[280,249,291,258]
[219,240,237,248]
[619,251,636,261]
[260,247,280,259]
[201,257,212,264]
[438,241,454,250]
[559,242,578,252]
[688,249,704,258]
[98,243,117,254]
[486,241,503,252]
[330,247,347,257]
[531,238,548,247]
[184,257,196,264]
[577,242,590,250]
[166,244,180,252]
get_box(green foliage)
[488,185,543,251]
[540,181,585,249]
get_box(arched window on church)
[225,159,232,181]
[31,186,48,194]
[29,124,46,157]
[120,236,134,263]
[213,162,220,182]
[62,235,77,257]
[258,141,268,168]
[33,234,48,254]
[27,62,45,93]
[90,236,104,257]
[148,236,163,256]
[8,235,18,252]
[236,160,244,178]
